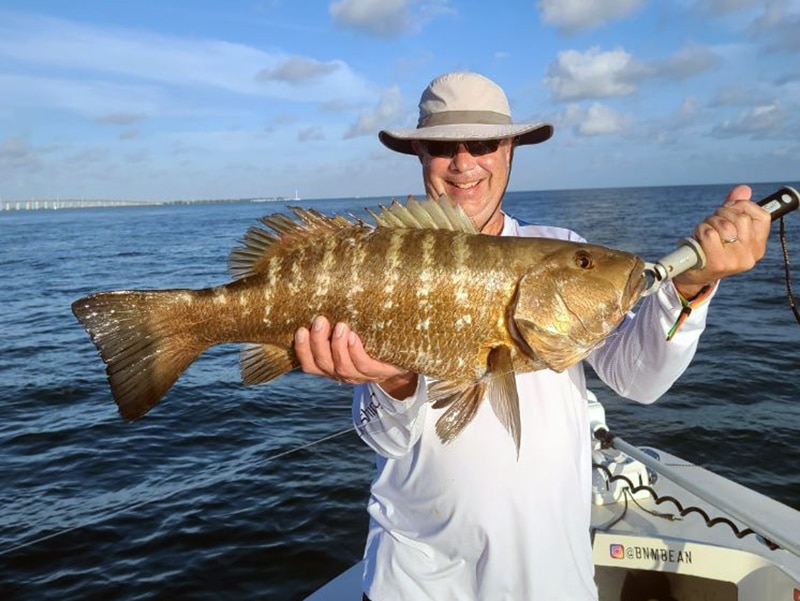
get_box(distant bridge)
[1,199,156,211]
[0,197,288,211]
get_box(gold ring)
[722,236,738,244]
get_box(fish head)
[509,242,646,372]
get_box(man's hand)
[294,316,418,398]
[672,185,771,299]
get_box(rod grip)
[641,184,799,295]
[758,186,799,221]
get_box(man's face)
[414,138,513,235]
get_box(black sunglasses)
[420,139,503,158]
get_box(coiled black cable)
[592,429,779,551]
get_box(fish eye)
[574,250,594,270]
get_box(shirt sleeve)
[587,280,717,403]
[352,377,429,458]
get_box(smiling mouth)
[450,181,480,190]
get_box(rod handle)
[758,186,799,220]
[644,185,800,290]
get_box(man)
[294,72,770,600]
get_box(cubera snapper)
[72,196,646,453]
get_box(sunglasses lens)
[424,141,456,157]
[467,140,501,155]
[423,140,501,157]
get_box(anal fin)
[241,344,298,385]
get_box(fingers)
[696,206,755,252]
[697,196,770,260]
[294,317,329,377]
[674,186,772,298]
[346,330,409,381]
[674,185,771,296]
[295,315,341,378]
[294,316,406,384]
[329,322,361,382]
[724,184,751,205]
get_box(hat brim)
[378,122,553,155]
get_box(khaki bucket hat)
[379,72,554,155]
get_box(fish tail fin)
[71,290,209,420]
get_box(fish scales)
[232,226,508,382]
[71,196,646,453]
[344,228,515,380]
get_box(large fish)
[72,196,646,452]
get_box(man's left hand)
[672,184,771,299]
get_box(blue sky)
[1,0,798,201]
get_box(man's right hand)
[294,315,418,398]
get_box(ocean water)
[1,183,798,600]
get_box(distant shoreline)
[0,197,301,212]
[4,180,796,212]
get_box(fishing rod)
[642,185,800,296]
[602,185,800,555]
[593,428,800,558]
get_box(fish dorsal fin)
[368,194,478,234]
[228,196,475,280]
[228,208,359,280]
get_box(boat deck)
[305,447,800,601]
[591,447,800,600]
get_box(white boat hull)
[305,446,800,600]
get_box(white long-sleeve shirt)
[353,214,713,601]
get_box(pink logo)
[609,544,625,560]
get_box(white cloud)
[544,47,643,100]
[543,45,720,101]
[298,126,326,142]
[652,44,721,79]
[693,0,765,16]
[0,11,373,104]
[344,86,405,138]
[748,0,800,52]
[712,102,790,137]
[558,102,631,136]
[255,57,342,85]
[538,0,645,32]
[675,96,700,119]
[329,0,453,37]
[96,113,147,126]
[711,84,771,107]
[0,74,164,120]
[579,103,630,135]
[0,137,43,172]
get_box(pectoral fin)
[428,346,521,455]
[485,346,521,456]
